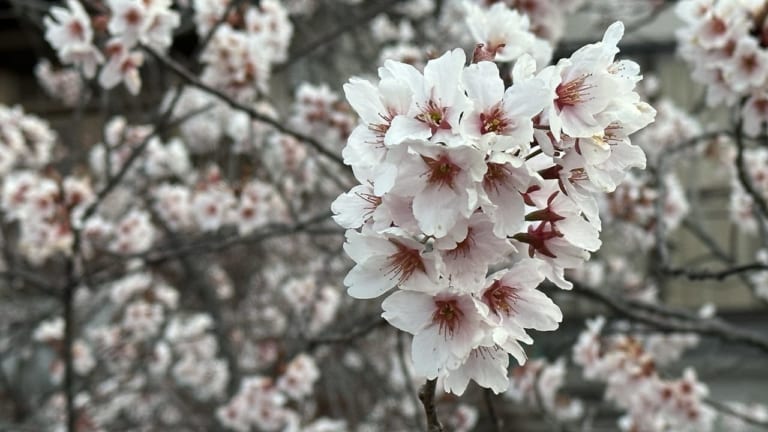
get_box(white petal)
[381,291,434,334]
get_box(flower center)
[707,16,727,36]
[482,280,520,317]
[416,100,450,133]
[740,52,759,74]
[479,103,509,134]
[555,74,593,111]
[124,7,143,26]
[423,155,460,189]
[385,241,426,285]
[431,298,464,337]
[68,20,85,40]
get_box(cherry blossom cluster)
[197,0,293,101]
[88,116,192,184]
[26,254,349,430]
[606,172,690,250]
[1,171,84,264]
[34,60,86,107]
[44,0,180,94]
[29,271,232,428]
[369,0,582,68]
[464,1,554,67]
[505,358,584,421]
[573,317,715,432]
[152,166,288,236]
[633,98,705,168]
[0,105,71,263]
[168,87,276,154]
[34,317,96,383]
[290,83,356,148]
[0,105,55,175]
[676,0,768,123]
[474,0,586,45]
[333,10,655,395]
[217,354,345,431]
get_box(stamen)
[479,103,509,134]
[416,100,450,133]
[555,74,594,111]
[482,280,521,317]
[384,241,426,285]
[423,155,460,189]
[431,298,464,338]
[353,191,382,220]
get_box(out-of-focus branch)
[704,397,768,430]
[570,282,768,354]
[0,270,57,295]
[82,211,337,288]
[418,379,443,432]
[483,389,502,432]
[62,259,77,432]
[276,0,405,71]
[143,46,348,169]
[304,316,386,349]
[142,211,337,264]
[734,119,768,219]
[663,262,768,281]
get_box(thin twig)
[304,316,386,348]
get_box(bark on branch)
[418,379,443,432]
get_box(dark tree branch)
[483,388,502,432]
[418,379,443,432]
[304,316,386,349]
[663,262,768,281]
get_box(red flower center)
[385,241,426,285]
[431,298,464,337]
[482,280,521,317]
[555,74,593,111]
[480,103,509,134]
[423,155,460,189]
